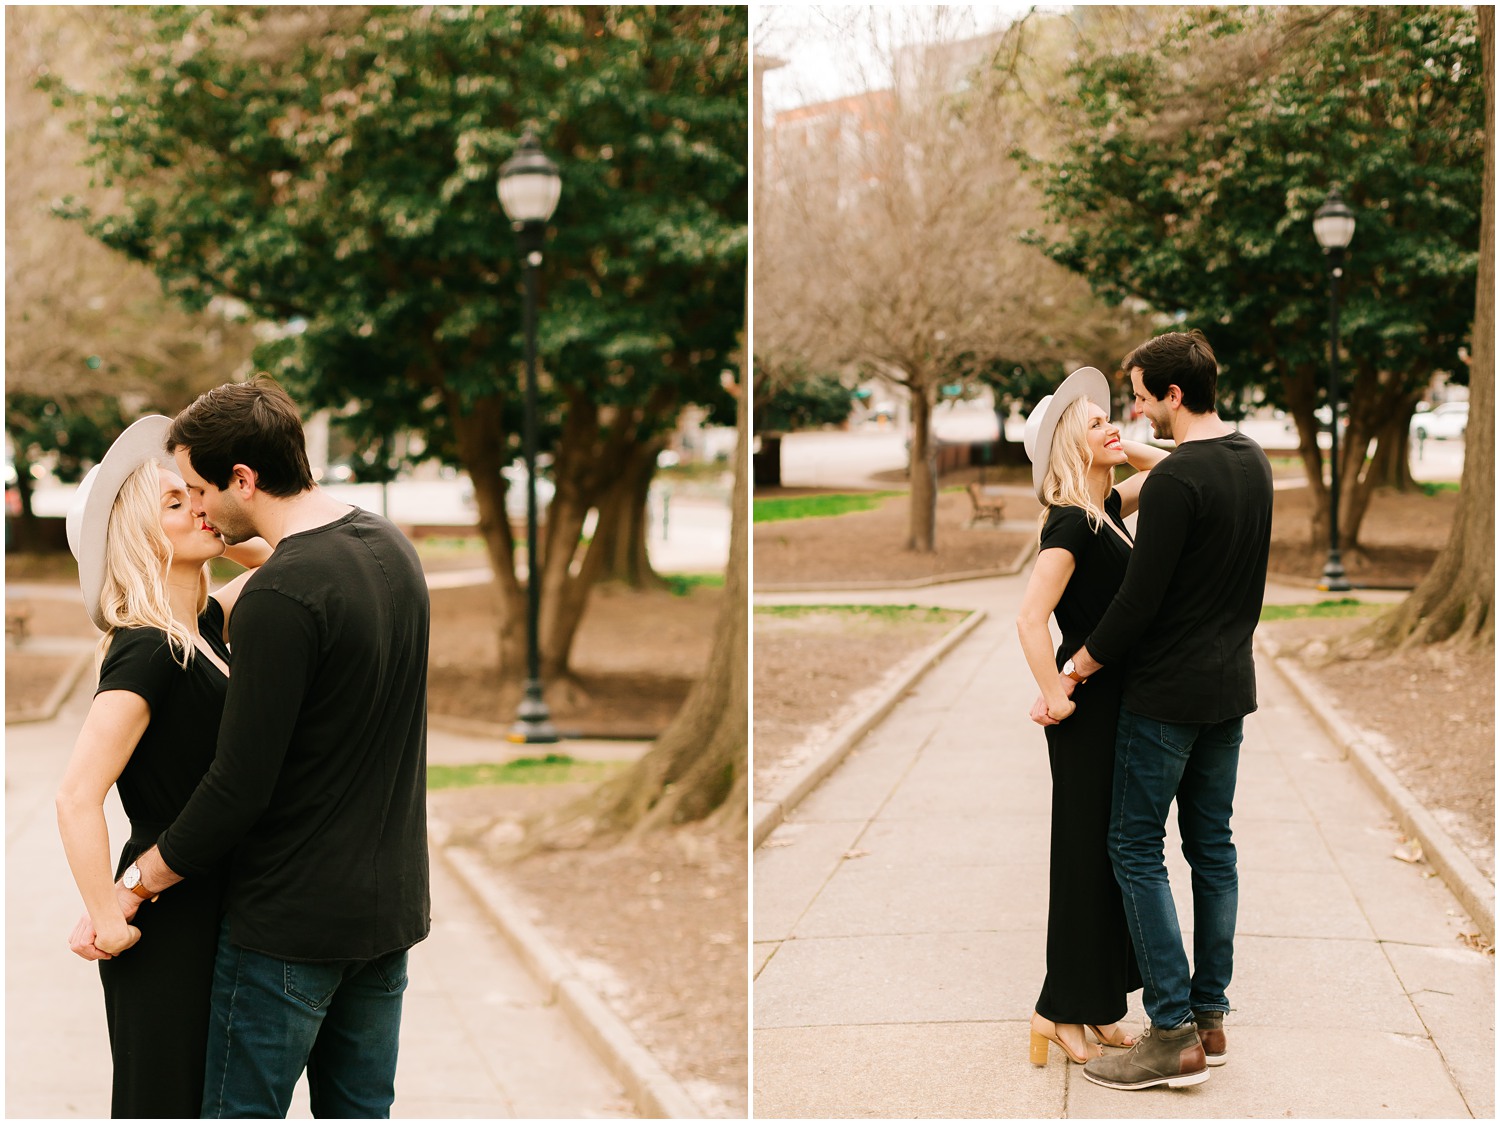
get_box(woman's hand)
[1030,694,1076,725]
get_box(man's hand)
[114,881,148,922]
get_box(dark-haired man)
[94,378,431,1117]
[1034,330,1274,1091]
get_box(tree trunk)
[1348,5,1494,651]
[7,447,43,552]
[588,437,666,588]
[990,406,1030,465]
[523,336,749,847]
[906,384,937,553]
[1364,396,1421,492]
[752,433,783,487]
[445,393,527,674]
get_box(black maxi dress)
[95,600,231,1119]
[1033,490,1143,1026]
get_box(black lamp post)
[498,129,562,743]
[1312,187,1356,593]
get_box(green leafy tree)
[47,6,747,700]
[1025,5,1483,554]
[6,5,257,549]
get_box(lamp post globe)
[1313,187,1355,592]
[500,129,561,744]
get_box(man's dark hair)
[166,377,315,497]
[1123,329,1219,414]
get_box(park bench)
[966,482,1006,526]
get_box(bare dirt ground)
[427,580,719,737]
[432,784,748,1117]
[5,653,84,721]
[752,607,967,800]
[754,482,1492,888]
[1267,484,1457,587]
[754,488,1035,587]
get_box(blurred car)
[1409,401,1468,442]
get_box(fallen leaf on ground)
[1393,842,1425,864]
[843,849,870,859]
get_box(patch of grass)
[413,536,489,565]
[427,754,628,789]
[662,572,725,596]
[755,603,965,624]
[1259,599,1387,622]
[1417,481,1461,496]
[753,491,901,523]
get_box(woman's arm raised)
[1114,440,1171,517]
[211,537,273,631]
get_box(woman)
[55,416,270,1118]
[1015,367,1167,1066]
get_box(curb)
[6,650,93,726]
[1265,649,1495,943]
[754,537,1037,595]
[754,608,988,848]
[432,824,706,1119]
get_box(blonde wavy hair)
[96,461,207,671]
[1037,397,1107,537]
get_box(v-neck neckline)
[1102,506,1134,550]
[193,639,229,679]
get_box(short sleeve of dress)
[1040,504,1096,560]
[200,598,230,661]
[96,627,179,714]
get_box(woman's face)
[158,467,226,565]
[1084,402,1128,469]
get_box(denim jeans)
[1108,707,1242,1030]
[201,919,409,1118]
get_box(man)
[1035,330,1273,1091]
[94,378,431,1117]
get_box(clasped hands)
[1029,673,1079,727]
[68,882,151,961]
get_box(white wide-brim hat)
[65,415,174,632]
[1022,366,1113,502]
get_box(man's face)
[1130,367,1175,442]
[173,448,257,545]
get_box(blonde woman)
[55,416,269,1118]
[1015,368,1167,1066]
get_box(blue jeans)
[1108,708,1241,1030]
[201,919,409,1118]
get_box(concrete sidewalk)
[6,678,635,1119]
[753,573,1493,1118]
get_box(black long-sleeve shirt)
[158,508,431,962]
[1084,431,1274,724]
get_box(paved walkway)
[753,574,1493,1118]
[6,676,635,1119]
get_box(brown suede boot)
[1194,1010,1226,1066]
[1082,1021,1209,1090]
